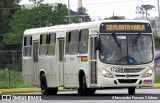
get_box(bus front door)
[90,37,97,85]
[33,41,39,86]
[58,38,65,86]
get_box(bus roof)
[23,20,150,36]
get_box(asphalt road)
[1,89,160,103]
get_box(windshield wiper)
[132,33,141,47]
[112,33,121,48]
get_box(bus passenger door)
[57,38,65,86]
[33,41,39,86]
[90,37,97,86]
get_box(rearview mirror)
[95,38,101,50]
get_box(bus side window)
[23,36,32,56]
[79,29,89,54]
[68,30,79,55]
[39,34,47,56]
[48,33,56,55]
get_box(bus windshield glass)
[99,34,153,65]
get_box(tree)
[136,4,155,18]
[71,16,81,23]
[0,0,20,42]
[3,3,68,44]
[52,3,68,25]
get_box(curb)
[0,84,160,93]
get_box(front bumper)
[97,74,155,88]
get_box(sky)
[19,0,159,20]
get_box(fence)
[0,50,23,88]
[155,66,160,75]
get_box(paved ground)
[1,89,160,99]
[1,89,160,103]
[0,83,160,94]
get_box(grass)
[0,83,26,89]
[0,69,24,88]
[155,75,160,83]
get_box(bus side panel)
[39,57,57,87]
[64,55,79,88]
[78,60,90,88]
[22,58,33,86]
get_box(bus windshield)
[99,34,153,65]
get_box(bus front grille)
[115,75,139,77]
[118,79,137,84]
[116,68,145,73]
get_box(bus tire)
[90,88,96,94]
[128,87,135,95]
[78,88,83,95]
[81,75,95,96]
[48,88,58,95]
[40,74,58,95]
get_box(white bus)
[22,20,155,95]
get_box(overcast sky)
[20,0,158,20]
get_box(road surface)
[1,88,160,103]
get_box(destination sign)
[106,24,145,31]
[99,22,152,33]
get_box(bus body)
[22,20,155,95]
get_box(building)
[65,9,91,23]
[67,0,91,22]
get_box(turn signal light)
[81,56,88,61]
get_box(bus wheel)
[48,88,58,95]
[90,88,96,94]
[40,74,48,95]
[81,75,95,96]
[40,74,58,95]
[78,88,83,95]
[128,87,135,95]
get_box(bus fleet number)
[111,67,124,72]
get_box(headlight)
[142,69,153,77]
[99,68,114,78]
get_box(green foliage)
[0,69,24,88]
[71,16,81,23]
[0,0,20,42]
[52,3,68,25]
[136,4,155,18]
[3,3,68,44]
[155,75,160,83]
[150,19,156,28]
[0,69,9,81]
[155,37,160,47]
